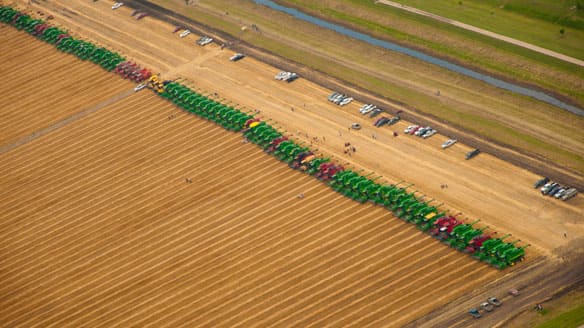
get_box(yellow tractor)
[148,74,165,93]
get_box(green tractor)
[498,244,530,269]
[446,219,480,247]
[391,191,417,212]
[451,226,488,251]
[475,233,511,261]
[330,170,362,191]
[0,7,18,23]
[14,13,32,30]
[411,204,442,226]
[306,157,329,175]
[23,18,43,34]
[417,211,446,232]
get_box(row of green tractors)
[1,6,150,81]
[160,83,528,269]
[1,5,527,269]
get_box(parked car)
[465,149,480,160]
[540,182,554,194]
[197,36,213,46]
[230,53,245,61]
[339,97,353,106]
[487,297,502,307]
[554,188,567,199]
[112,2,124,10]
[422,129,437,138]
[480,302,494,312]
[133,83,146,92]
[561,188,578,201]
[442,139,457,149]
[404,125,418,134]
[469,308,481,319]
[534,177,550,189]
[351,123,362,130]
[360,104,376,115]
[369,108,382,117]
[409,126,421,135]
[387,116,401,126]
[179,29,191,38]
[415,127,430,136]
[374,117,389,127]
[547,184,562,196]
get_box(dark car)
[469,308,481,319]
[534,177,549,189]
[374,117,389,127]
[547,184,562,196]
[387,116,401,126]
[465,149,480,160]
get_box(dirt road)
[375,0,584,68]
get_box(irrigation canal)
[255,0,584,116]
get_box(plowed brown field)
[0,31,500,327]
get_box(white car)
[112,2,124,9]
[328,92,339,101]
[351,123,361,130]
[340,97,353,106]
[360,104,376,114]
[197,36,213,46]
[230,53,245,61]
[179,30,191,38]
[422,129,437,139]
[275,71,287,80]
[134,83,146,92]
[441,139,457,149]
[415,126,430,136]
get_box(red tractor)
[265,136,288,153]
[465,234,492,254]
[316,162,344,181]
[135,68,151,82]
[430,216,462,240]
[34,23,49,36]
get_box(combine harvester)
[0,4,527,270]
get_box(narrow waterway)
[255,0,584,116]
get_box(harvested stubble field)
[0,27,132,148]
[9,0,581,257]
[1,1,583,326]
[0,36,500,326]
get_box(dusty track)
[103,0,584,190]
[375,0,584,68]
[0,35,501,326]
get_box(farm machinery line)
[1,6,151,80]
[0,5,527,269]
[158,80,528,269]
